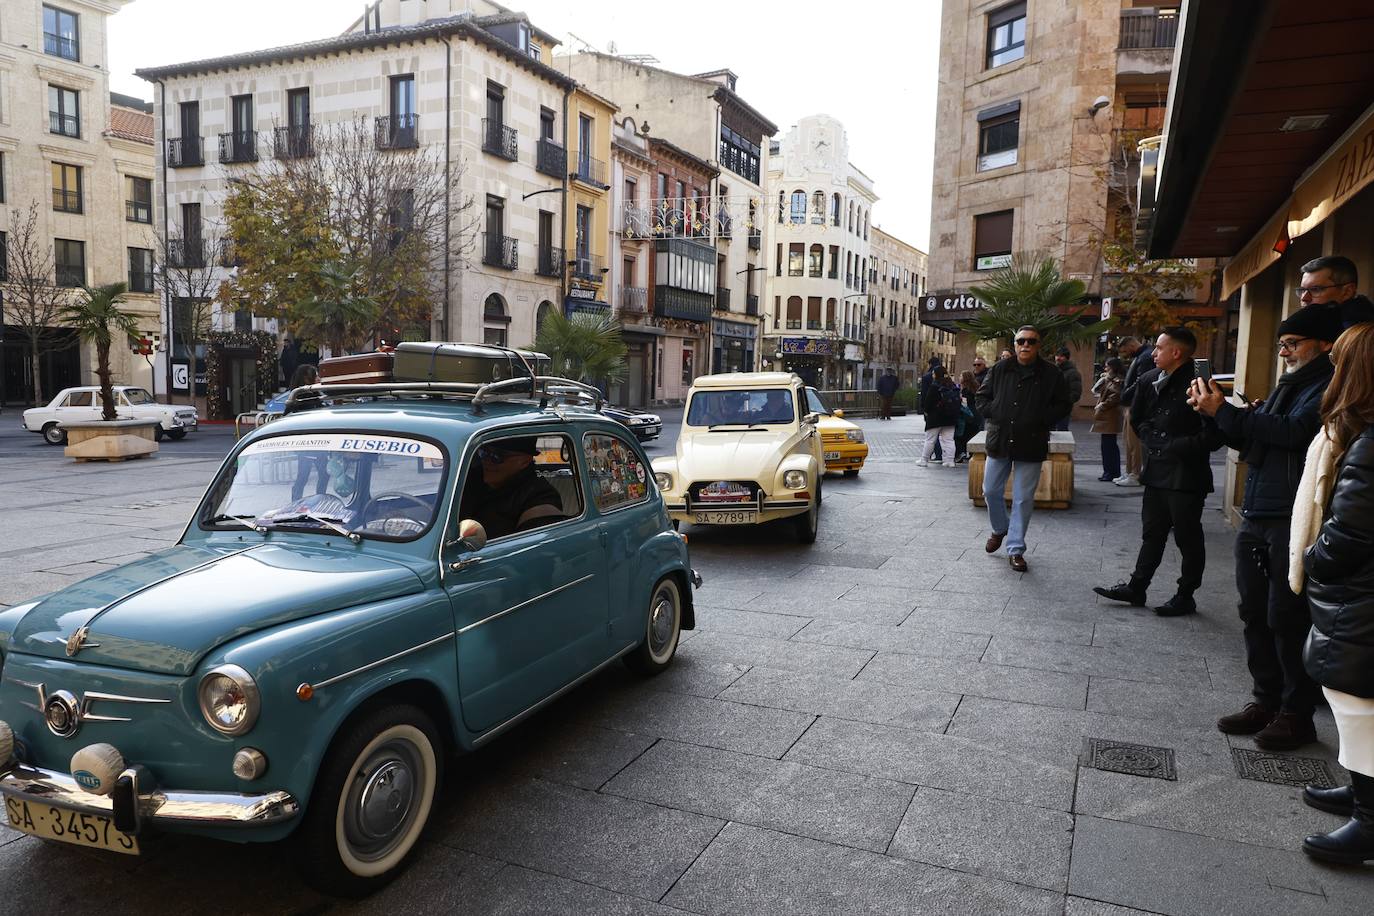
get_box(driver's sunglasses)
[1014,338,1041,346]
[477,446,520,463]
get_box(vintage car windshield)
[686,389,796,427]
[203,433,447,540]
[122,388,156,405]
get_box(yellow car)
[805,387,868,477]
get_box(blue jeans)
[984,456,1044,556]
[1100,434,1120,479]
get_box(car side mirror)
[448,518,487,553]
[803,412,821,426]
[832,409,844,418]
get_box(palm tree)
[293,260,380,356]
[532,309,627,387]
[62,283,139,421]
[959,253,1114,351]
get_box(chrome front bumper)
[0,761,299,835]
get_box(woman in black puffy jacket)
[1295,321,1374,864]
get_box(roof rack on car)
[281,376,605,416]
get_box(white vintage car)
[652,372,824,542]
[22,386,199,445]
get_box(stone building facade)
[0,0,157,407]
[870,226,953,387]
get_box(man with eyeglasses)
[1295,256,1374,330]
[1184,307,1341,750]
[974,325,1072,572]
[1095,327,1224,616]
[460,437,564,539]
[972,356,990,389]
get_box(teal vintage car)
[0,368,697,897]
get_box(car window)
[66,391,94,407]
[805,388,829,415]
[457,432,582,541]
[584,432,650,513]
[203,433,447,541]
[123,389,155,405]
[686,389,795,426]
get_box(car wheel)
[624,576,682,676]
[794,481,821,544]
[294,704,442,898]
[843,469,859,478]
[42,424,66,446]
[167,429,187,441]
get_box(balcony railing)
[571,154,609,188]
[535,245,564,278]
[51,188,81,213]
[536,138,566,178]
[572,252,604,280]
[128,271,156,294]
[274,124,315,159]
[482,119,518,161]
[49,112,79,138]
[748,231,761,251]
[375,114,418,150]
[745,293,759,316]
[715,287,731,311]
[620,286,648,315]
[55,264,85,288]
[482,234,518,270]
[219,131,258,164]
[1119,8,1179,49]
[167,137,203,168]
[622,205,652,239]
[218,239,242,268]
[44,32,78,60]
[126,199,152,223]
[166,237,206,269]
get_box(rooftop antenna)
[567,31,600,54]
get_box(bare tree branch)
[0,202,76,405]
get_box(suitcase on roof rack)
[392,342,548,385]
[318,351,394,384]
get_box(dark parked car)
[600,406,662,442]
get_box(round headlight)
[198,664,260,736]
[846,429,865,443]
[784,470,807,489]
[653,472,672,491]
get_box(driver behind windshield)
[752,390,794,424]
[460,437,563,539]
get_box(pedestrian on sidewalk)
[876,369,899,421]
[1191,307,1339,750]
[974,325,1072,571]
[1114,336,1155,487]
[920,357,944,461]
[1053,347,1082,432]
[1295,255,1374,331]
[1094,328,1224,616]
[918,365,959,468]
[1091,357,1125,481]
[954,369,981,463]
[972,356,990,389]
[1289,321,1374,865]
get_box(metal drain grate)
[1232,748,1340,788]
[1083,738,1178,780]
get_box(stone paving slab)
[982,635,1213,686]
[444,864,695,916]
[690,605,812,639]
[718,665,961,731]
[860,649,1090,710]
[791,618,991,661]
[676,630,875,678]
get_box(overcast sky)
[108,0,940,249]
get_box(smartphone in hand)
[1193,358,1212,382]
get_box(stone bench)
[966,430,1075,509]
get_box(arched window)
[790,190,806,224]
[786,296,802,330]
[863,211,870,240]
[535,300,555,336]
[826,297,836,331]
[808,244,823,277]
[777,190,785,223]
[483,293,509,347]
[832,193,841,226]
[848,201,855,232]
[811,191,824,224]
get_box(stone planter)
[62,418,160,463]
[966,430,1075,509]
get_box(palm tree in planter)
[959,253,1115,351]
[533,309,627,392]
[63,282,140,420]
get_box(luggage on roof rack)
[392,342,550,385]
[318,351,394,384]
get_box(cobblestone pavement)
[0,414,1368,915]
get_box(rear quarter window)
[584,432,650,513]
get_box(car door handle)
[450,556,482,572]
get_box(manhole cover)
[1083,738,1177,780]
[1232,748,1339,788]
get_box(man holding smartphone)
[1189,307,1340,750]
[1095,327,1224,615]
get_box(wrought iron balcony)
[745,293,759,316]
[219,131,258,164]
[167,137,203,168]
[536,138,566,178]
[166,237,206,269]
[536,245,564,278]
[620,286,648,315]
[125,199,152,223]
[55,264,85,288]
[51,188,81,214]
[274,124,315,159]
[49,112,79,138]
[748,231,761,251]
[482,234,518,270]
[1119,8,1179,49]
[715,287,731,310]
[482,119,518,161]
[571,154,609,188]
[218,238,242,268]
[128,271,156,294]
[572,253,604,280]
[375,114,418,150]
[44,32,78,60]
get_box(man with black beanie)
[1188,306,1342,750]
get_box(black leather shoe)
[1305,784,1356,817]
[1254,712,1317,750]
[1154,594,1197,616]
[1303,817,1374,864]
[1093,582,1147,606]
[1216,702,1276,735]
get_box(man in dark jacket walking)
[1189,307,1340,750]
[1095,327,1224,615]
[1115,336,1154,486]
[1053,347,1083,431]
[975,326,1072,571]
[876,369,899,421]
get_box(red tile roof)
[109,105,154,144]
